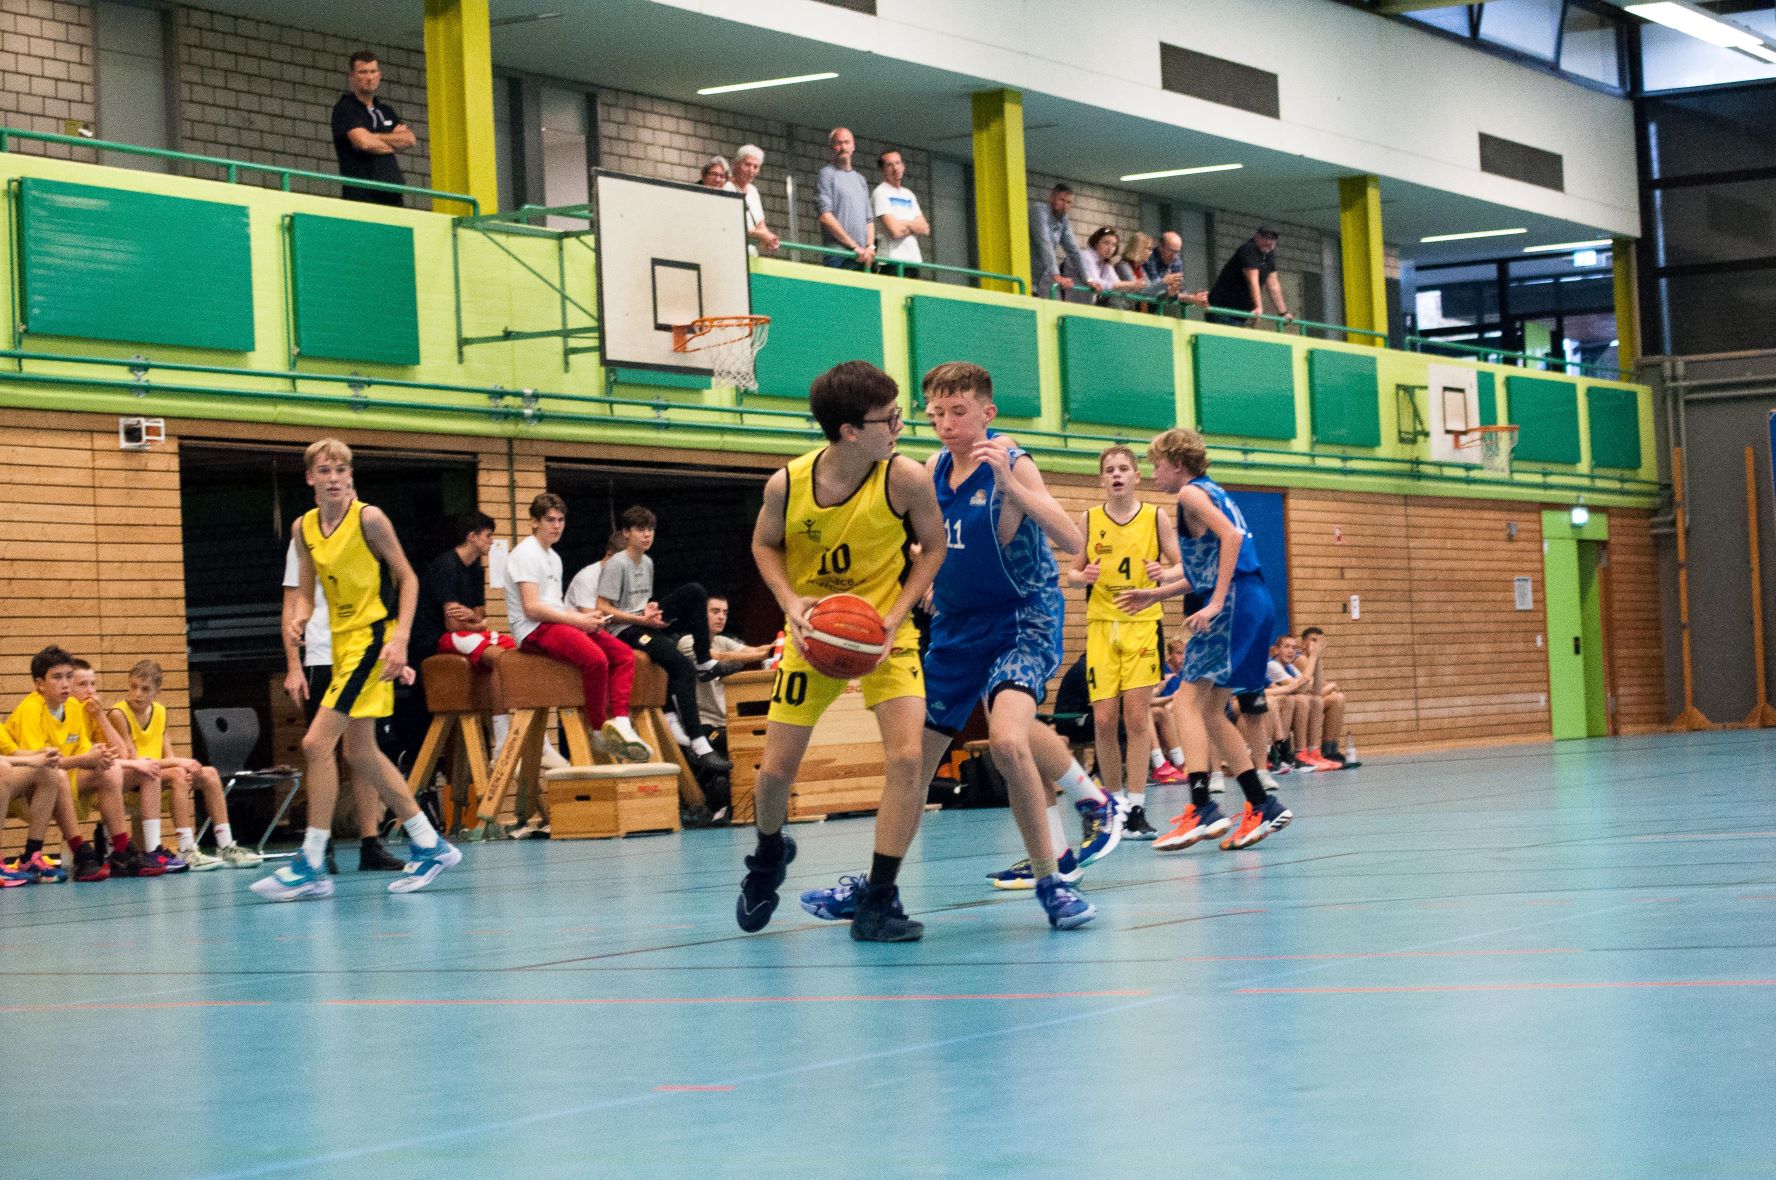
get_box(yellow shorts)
[766,621,924,727]
[1085,618,1162,703]
[320,622,396,720]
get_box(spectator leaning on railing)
[1144,231,1185,284]
[816,127,874,270]
[1207,225,1292,327]
[330,51,414,206]
[699,156,730,189]
[1029,183,1087,297]
[725,144,779,256]
[872,148,928,277]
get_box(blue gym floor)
[4,730,1774,1178]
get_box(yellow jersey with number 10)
[782,448,910,621]
[1085,502,1162,623]
[300,499,389,634]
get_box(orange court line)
[1237,979,1776,995]
[325,990,1152,1007]
[0,1000,270,1013]
[1177,948,1578,963]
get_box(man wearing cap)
[1206,226,1292,327]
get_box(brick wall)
[172,4,431,194]
[0,0,94,155]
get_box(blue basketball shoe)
[987,847,1080,891]
[248,854,334,902]
[1076,794,1124,866]
[388,839,463,894]
[1035,875,1097,929]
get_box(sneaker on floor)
[1208,770,1226,795]
[1153,802,1232,852]
[1148,762,1187,786]
[1,865,29,887]
[146,847,188,874]
[801,873,899,921]
[72,842,109,883]
[179,846,223,872]
[1221,795,1293,851]
[217,844,263,870]
[389,840,463,894]
[601,717,653,763]
[109,847,165,878]
[1035,874,1097,930]
[735,835,797,932]
[1122,804,1159,841]
[851,884,923,941]
[507,818,545,840]
[1076,795,1124,867]
[1318,744,1349,768]
[1288,756,1318,773]
[987,848,1080,891]
[1257,768,1281,792]
[248,854,333,901]
[12,851,68,883]
[1301,749,1341,771]
[358,840,407,871]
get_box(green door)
[1541,511,1610,740]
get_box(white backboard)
[1425,364,1482,466]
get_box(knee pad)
[1235,690,1268,716]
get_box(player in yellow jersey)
[1068,445,1179,841]
[736,361,946,939]
[251,438,460,901]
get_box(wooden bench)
[473,649,597,837]
[407,654,497,833]
[725,669,886,824]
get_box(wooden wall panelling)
[1603,509,1666,732]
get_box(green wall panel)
[1477,370,1497,425]
[288,214,419,365]
[18,177,254,351]
[1506,375,1581,464]
[907,296,1040,415]
[612,367,710,391]
[1586,385,1642,469]
[1306,349,1381,447]
[750,273,883,400]
[1192,333,1295,440]
[1058,317,1175,431]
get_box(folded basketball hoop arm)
[451,203,602,371]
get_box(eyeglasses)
[861,409,903,429]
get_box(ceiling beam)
[1375,1,1499,14]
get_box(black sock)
[1236,768,1267,806]
[23,839,43,860]
[361,835,381,849]
[868,852,902,894]
[1188,771,1211,808]
[756,830,785,863]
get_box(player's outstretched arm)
[883,456,946,637]
[992,450,1083,553]
[361,505,418,677]
[751,470,817,651]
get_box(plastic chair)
[192,707,303,855]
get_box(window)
[94,1,171,171]
[1477,0,1563,62]
[1559,4,1622,88]
[539,87,593,229]
[1404,5,1473,37]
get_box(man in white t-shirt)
[564,530,623,614]
[281,537,405,871]
[505,492,649,763]
[871,148,927,273]
[723,143,779,257]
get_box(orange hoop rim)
[1449,424,1520,448]
[671,314,771,353]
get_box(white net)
[1456,427,1518,476]
[674,316,770,391]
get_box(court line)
[1238,979,1776,995]
[655,1085,735,1092]
[323,989,1150,1006]
[196,991,1178,1179]
[0,1000,269,1013]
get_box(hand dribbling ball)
[802,594,887,680]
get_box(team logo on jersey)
[1093,541,1113,556]
[799,518,822,543]
[969,490,988,506]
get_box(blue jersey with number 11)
[932,443,1058,615]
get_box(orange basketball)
[803,594,888,680]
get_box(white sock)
[691,735,714,757]
[1115,789,1130,805]
[1168,747,1185,767]
[1045,803,1069,857]
[492,712,511,746]
[175,826,195,852]
[666,712,692,746]
[1149,748,1166,770]
[142,818,161,851]
[403,812,440,850]
[214,822,234,848]
[301,826,329,870]
[1057,762,1106,807]
[1128,791,1145,806]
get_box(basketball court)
[5,731,1773,1176]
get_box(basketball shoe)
[249,854,333,901]
[1035,875,1097,929]
[1122,804,1159,840]
[1149,762,1186,786]
[388,840,463,893]
[1152,802,1232,852]
[1076,795,1124,866]
[1220,795,1293,850]
[736,834,796,932]
[851,885,923,942]
[801,873,904,920]
[987,848,1080,890]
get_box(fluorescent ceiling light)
[1523,238,1611,253]
[1119,163,1244,182]
[1625,2,1759,49]
[1744,44,1776,64]
[1420,227,1528,243]
[698,72,839,96]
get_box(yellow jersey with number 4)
[782,448,910,620]
[300,499,389,635]
[1085,503,1161,623]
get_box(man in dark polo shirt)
[1206,226,1292,327]
[394,511,497,770]
[331,51,414,206]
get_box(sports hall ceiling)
[192,0,1624,264]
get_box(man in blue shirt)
[816,127,875,270]
[1029,183,1089,298]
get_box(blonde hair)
[1121,231,1155,266]
[1098,444,1138,473]
[304,438,353,471]
[130,659,164,688]
[1148,428,1208,477]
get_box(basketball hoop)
[1452,424,1520,476]
[671,314,770,391]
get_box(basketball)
[802,594,887,680]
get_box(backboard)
[593,170,751,376]
[1425,364,1481,465]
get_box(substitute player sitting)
[1068,444,1179,831]
[735,361,946,939]
[251,439,459,901]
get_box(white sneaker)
[1257,769,1280,792]
[217,843,264,869]
[1208,770,1226,795]
[180,845,224,872]
[603,717,653,763]
[508,818,544,839]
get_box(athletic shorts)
[1085,618,1162,703]
[924,588,1064,735]
[1180,572,1275,694]
[321,621,396,720]
[766,620,923,727]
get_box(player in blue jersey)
[802,362,1118,933]
[1116,428,1291,851]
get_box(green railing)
[776,239,1026,294]
[1042,279,1389,344]
[0,127,480,214]
[1405,334,1622,379]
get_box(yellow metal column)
[423,0,498,216]
[971,89,1031,296]
[1613,235,1640,371]
[1338,174,1387,346]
